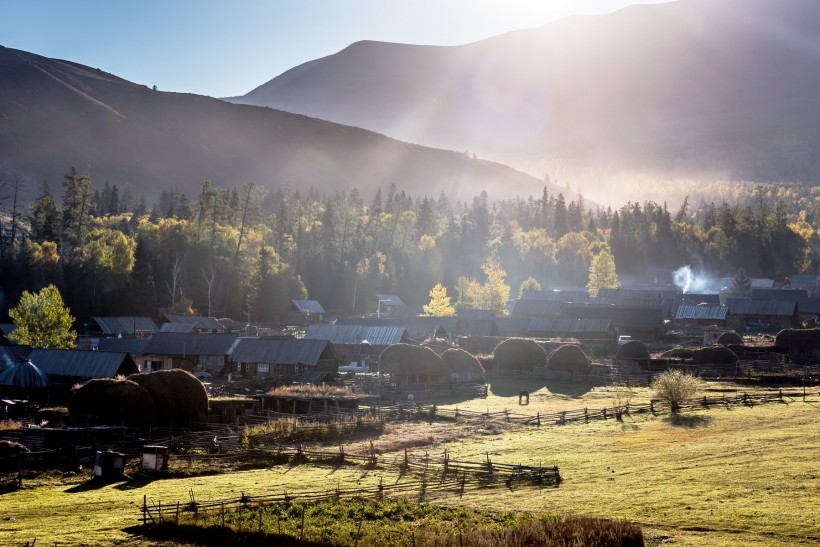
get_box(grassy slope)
[1,383,818,546]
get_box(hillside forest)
[1,167,817,326]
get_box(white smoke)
[673,265,710,294]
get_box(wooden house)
[161,314,227,334]
[725,299,798,330]
[675,304,729,328]
[140,332,238,374]
[229,338,340,382]
[29,349,138,383]
[93,316,158,338]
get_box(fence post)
[142,495,147,526]
[175,501,180,525]
[603,407,607,420]
[536,412,541,427]
[584,408,588,423]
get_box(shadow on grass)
[65,476,124,492]
[544,378,593,398]
[124,523,325,546]
[488,377,548,397]
[665,414,713,428]
[113,474,160,490]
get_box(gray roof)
[144,333,238,356]
[29,349,138,379]
[291,300,326,315]
[520,290,589,302]
[0,360,49,388]
[493,316,534,335]
[93,316,158,335]
[0,345,32,372]
[163,314,225,330]
[726,299,797,316]
[598,288,679,299]
[375,294,405,306]
[675,305,729,321]
[796,298,820,314]
[97,338,151,355]
[304,325,408,346]
[230,338,334,366]
[509,299,564,316]
[527,318,612,335]
[751,288,809,301]
[459,319,499,338]
[456,309,495,319]
[160,322,196,333]
[0,323,17,337]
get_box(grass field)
[1,379,818,546]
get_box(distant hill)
[231,0,820,185]
[0,46,554,206]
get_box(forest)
[0,167,816,327]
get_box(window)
[257,363,270,373]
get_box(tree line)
[0,167,816,328]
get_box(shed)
[291,299,326,323]
[675,305,729,327]
[229,338,340,378]
[142,332,238,374]
[726,299,797,330]
[29,349,138,381]
[93,316,158,337]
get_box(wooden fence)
[140,451,561,527]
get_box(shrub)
[651,370,704,413]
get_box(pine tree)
[422,283,456,316]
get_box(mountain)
[231,0,820,186]
[0,46,553,206]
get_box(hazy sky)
[2,0,673,98]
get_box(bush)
[651,370,703,413]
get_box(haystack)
[0,439,29,457]
[774,328,820,351]
[493,338,547,372]
[441,348,486,383]
[692,346,738,366]
[69,378,155,425]
[615,340,650,360]
[717,331,743,346]
[380,343,444,375]
[129,369,209,418]
[659,347,696,360]
[547,344,591,375]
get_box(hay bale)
[615,340,650,360]
[659,347,696,360]
[717,331,743,346]
[442,348,486,382]
[692,346,738,365]
[69,378,155,425]
[129,369,208,418]
[493,338,547,372]
[0,439,29,457]
[379,344,446,377]
[547,344,591,374]
[775,328,820,351]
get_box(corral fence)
[140,450,560,527]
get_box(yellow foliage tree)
[422,283,456,316]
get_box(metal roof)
[29,349,138,379]
[678,293,721,306]
[291,300,326,315]
[97,338,151,355]
[560,305,663,328]
[459,319,499,338]
[93,316,158,335]
[304,325,408,346]
[493,316,533,335]
[162,314,225,330]
[230,338,333,366]
[509,299,564,316]
[726,299,797,316]
[527,318,612,335]
[796,298,820,314]
[0,323,17,337]
[751,288,809,301]
[675,305,729,321]
[520,290,589,302]
[456,309,495,319]
[598,288,679,299]
[144,333,238,356]
[375,294,405,306]
[0,345,32,372]
[159,322,196,333]
[0,360,49,388]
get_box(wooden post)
[175,501,180,525]
[584,408,588,423]
[603,408,607,420]
[300,504,306,541]
[143,495,147,526]
[536,412,541,427]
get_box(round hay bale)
[69,378,155,425]
[441,348,486,382]
[775,328,820,351]
[129,369,208,418]
[692,345,738,365]
[659,347,696,360]
[493,338,547,372]
[717,331,743,346]
[0,439,29,457]
[379,344,446,377]
[547,344,591,374]
[615,340,650,360]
